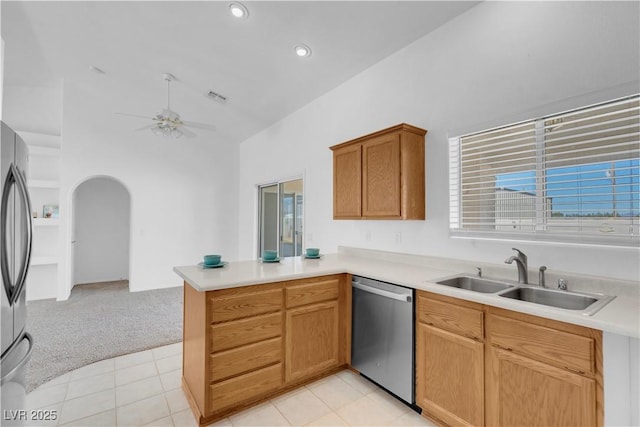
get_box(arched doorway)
[71,176,130,288]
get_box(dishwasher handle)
[352,281,412,303]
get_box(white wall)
[3,79,239,299]
[1,37,4,120]
[73,177,130,285]
[58,80,239,297]
[2,84,62,136]
[237,1,640,282]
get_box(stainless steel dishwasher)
[351,276,414,405]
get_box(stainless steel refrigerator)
[1,121,34,425]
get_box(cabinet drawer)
[210,337,282,382]
[210,363,282,411]
[286,278,340,308]
[210,312,282,353]
[417,296,483,340]
[210,288,282,323]
[489,314,595,374]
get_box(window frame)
[449,94,639,248]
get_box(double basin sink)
[435,276,615,316]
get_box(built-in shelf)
[30,256,59,266]
[28,145,61,157]
[32,218,60,226]
[16,131,61,149]
[28,179,60,189]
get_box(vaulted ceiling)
[2,1,478,144]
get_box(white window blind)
[450,94,640,246]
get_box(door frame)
[63,175,132,300]
[255,173,305,259]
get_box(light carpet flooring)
[25,343,436,427]
[26,281,183,392]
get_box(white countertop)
[174,252,640,339]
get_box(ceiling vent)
[207,90,228,103]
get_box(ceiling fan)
[117,73,216,139]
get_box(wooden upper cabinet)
[333,144,362,218]
[330,123,426,220]
[362,133,401,217]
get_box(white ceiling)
[1,1,478,144]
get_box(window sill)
[450,231,640,250]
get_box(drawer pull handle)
[564,367,585,375]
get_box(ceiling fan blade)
[182,120,216,131]
[179,127,198,138]
[116,112,155,120]
[134,124,158,132]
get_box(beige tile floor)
[25,343,436,427]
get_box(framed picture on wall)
[43,205,59,219]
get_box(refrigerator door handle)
[1,164,16,302]
[11,166,32,305]
[0,332,34,383]
[0,164,32,305]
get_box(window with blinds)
[449,94,639,246]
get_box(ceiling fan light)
[229,2,249,19]
[294,44,312,58]
[172,128,183,139]
[151,123,183,139]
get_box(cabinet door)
[285,300,340,383]
[416,323,484,427]
[333,144,362,218]
[362,134,401,217]
[486,346,596,427]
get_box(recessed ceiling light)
[294,44,312,58]
[228,2,249,19]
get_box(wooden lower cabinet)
[485,308,602,427]
[182,274,350,426]
[416,292,484,427]
[209,363,282,411]
[416,323,484,427]
[286,300,340,383]
[415,292,603,427]
[487,346,596,427]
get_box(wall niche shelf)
[32,218,60,226]
[30,256,60,266]
[19,129,62,301]
[28,179,60,189]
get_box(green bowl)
[204,254,221,265]
[305,248,320,257]
[262,250,278,261]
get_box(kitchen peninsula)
[174,248,639,426]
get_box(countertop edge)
[174,258,639,339]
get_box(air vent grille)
[207,90,228,103]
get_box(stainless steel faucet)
[505,248,528,284]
